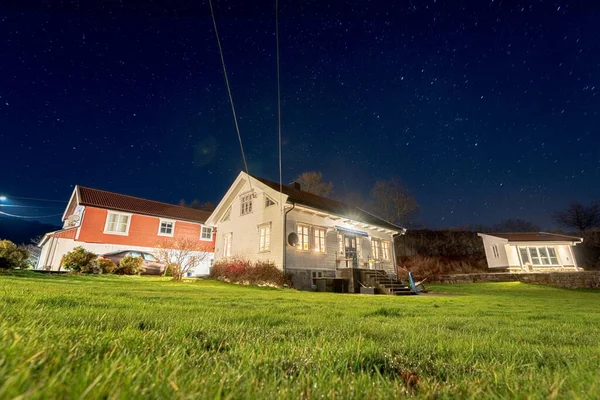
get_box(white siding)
[213,180,285,268]
[479,235,511,269]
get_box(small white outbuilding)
[477,232,583,272]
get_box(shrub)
[95,258,117,274]
[116,255,145,275]
[397,255,487,280]
[62,246,97,273]
[164,263,176,277]
[0,240,29,270]
[210,258,289,287]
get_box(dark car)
[100,250,166,275]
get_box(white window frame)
[314,227,326,253]
[258,223,271,252]
[371,238,382,260]
[240,193,253,216]
[103,211,132,236]
[297,224,310,251]
[223,233,233,257]
[311,271,324,288]
[200,225,213,241]
[491,245,500,259]
[157,218,175,237]
[381,241,390,261]
[265,195,276,208]
[338,233,344,256]
[519,246,561,267]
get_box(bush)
[116,255,145,275]
[62,246,97,273]
[95,258,117,274]
[398,255,487,280]
[164,263,176,277]
[0,240,29,270]
[210,258,289,287]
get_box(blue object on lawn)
[408,272,420,294]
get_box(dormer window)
[265,196,276,208]
[240,193,253,215]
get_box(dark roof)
[76,186,211,223]
[252,176,403,232]
[481,232,583,242]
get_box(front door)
[344,234,358,269]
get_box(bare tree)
[553,201,600,232]
[370,178,418,225]
[294,171,333,197]
[179,199,216,211]
[493,219,541,232]
[154,238,213,281]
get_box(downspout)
[282,202,295,278]
[392,228,407,279]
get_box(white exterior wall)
[479,235,511,269]
[213,179,285,269]
[285,208,396,273]
[37,238,213,276]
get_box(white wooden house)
[205,172,405,291]
[477,232,583,272]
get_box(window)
[158,219,174,236]
[240,193,253,215]
[381,241,390,261]
[311,271,323,288]
[265,196,276,208]
[223,233,233,257]
[356,238,363,259]
[297,225,310,250]
[259,224,271,252]
[201,226,213,241]
[492,245,500,258]
[104,212,131,235]
[371,239,382,259]
[143,253,157,262]
[518,246,560,266]
[221,206,231,222]
[314,228,326,253]
[338,233,344,255]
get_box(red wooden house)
[38,186,216,275]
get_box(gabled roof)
[479,232,583,243]
[76,186,211,224]
[252,175,404,232]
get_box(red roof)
[481,232,583,243]
[76,186,211,224]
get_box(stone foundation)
[434,271,600,289]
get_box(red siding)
[77,206,216,251]
[53,229,77,239]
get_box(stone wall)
[434,271,600,289]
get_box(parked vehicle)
[100,250,166,275]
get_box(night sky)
[1,1,599,229]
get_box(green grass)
[1,272,600,399]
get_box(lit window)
[265,196,276,208]
[221,206,231,222]
[314,228,326,253]
[338,233,344,255]
[519,246,560,266]
[104,212,130,235]
[371,239,381,259]
[311,271,323,288]
[158,219,174,236]
[258,225,271,252]
[201,226,213,240]
[381,241,390,261]
[356,238,363,259]
[297,225,310,250]
[240,193,253,215]
[223,233,233,257]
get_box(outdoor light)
[0,196,6,201]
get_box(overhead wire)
[0,204,64,209]
[0,211,63,219]
[208,0,253,192]
[3,196,67,203]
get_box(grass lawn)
[1,272,600,399]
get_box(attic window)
[240,193,253,216]
[265,196,276,208]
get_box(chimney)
[289,181,301,190]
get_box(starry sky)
[1,1,599,229]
